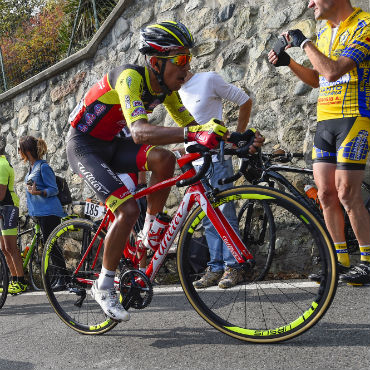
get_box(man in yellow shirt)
[268,0,370,285]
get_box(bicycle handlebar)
[218,150,305,185]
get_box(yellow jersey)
[316,8,370,122]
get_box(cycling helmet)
[139,21,194,55]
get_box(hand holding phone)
[273,35,289,55]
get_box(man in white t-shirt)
[179,71,253,289]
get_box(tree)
[0,0,47,38]
[0,0,66,87]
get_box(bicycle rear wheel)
[42,218,118,334]
[177,185,337,343]
[237,199,275,280]
[29,241,44,290]
[0,250,9,309]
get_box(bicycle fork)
[194,186,255,269]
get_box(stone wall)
[0,0,369,215]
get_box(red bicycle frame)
[74,151,254,284]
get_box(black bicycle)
[220,150,370,268]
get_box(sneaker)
[91,281,130,321]
[308,262,352,283]
[339,262,370,286]
[193,268,223,289]
[218,266,245,289]
[8,281,27,294]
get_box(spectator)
[179,70,254,289]
[18,136,66,287]
[0,136,27,294]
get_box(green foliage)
[1,0,66,87]
[0,0,119,90]
[60,0,119,55]
[0,0,47,38]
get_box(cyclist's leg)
[67,134,140,320]
[145,147,176,214]
[134,146,176,267]
[312,119,349,267]
[0,207,26,292]
[313,162,345,242]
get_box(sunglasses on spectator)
[156,54,192,66]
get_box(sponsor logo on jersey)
[77,123,89,133]
[131,107,146,117]
[178,106,186,113]
[133,100,144,107]
[94,104,106,116]
[339,30,350,46]
[77,163,110,195]
[85,113,96,125]
[98,79,106,90]
[126,76,132,88]
[125,95,131,109]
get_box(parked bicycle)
[0,249,8,308]
[41,144,337,343]
[224,150,370,258]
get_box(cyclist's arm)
[130,119,188,145]
[288,58,320,88]
[302,42,356,82]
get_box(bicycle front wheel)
[42,218,118,334]
[177,185,337,343]
[0,250,9,309]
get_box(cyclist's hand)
[287,29,311,48]
[228,129,265,156]
[269,36,291,67]
[269,50,291,67]
[186,118,228,149]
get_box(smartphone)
[273,35,289,55]
[26,179,34,186]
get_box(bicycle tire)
[42,218,118,334]
[0,249,9,309]
[237,199,276,280]
[29,243,44,290]
[177,185,337,343]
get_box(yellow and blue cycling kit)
[316,8,370,122]
[313,8,370,168]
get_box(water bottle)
[21,246,30,259]
[304,185,322,209]
[146,212,172,251]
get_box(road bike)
[41,144,337,343]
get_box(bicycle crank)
[119,269,153,310]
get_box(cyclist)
[268,0,370,285]
[179,70,254,289]
[66,21,264,321]
[0,136,27,294]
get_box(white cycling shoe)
[91,281,130,322]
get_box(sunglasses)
[156,54,192,67]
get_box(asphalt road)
[0,284,369,370]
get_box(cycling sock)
[17,276,26,285]
[334,242,350,267]
[97,266,116,290]
[142,213,155,237]
[11,276,17,282]
[359,245,370,263]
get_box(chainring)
[119,269,153,310]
